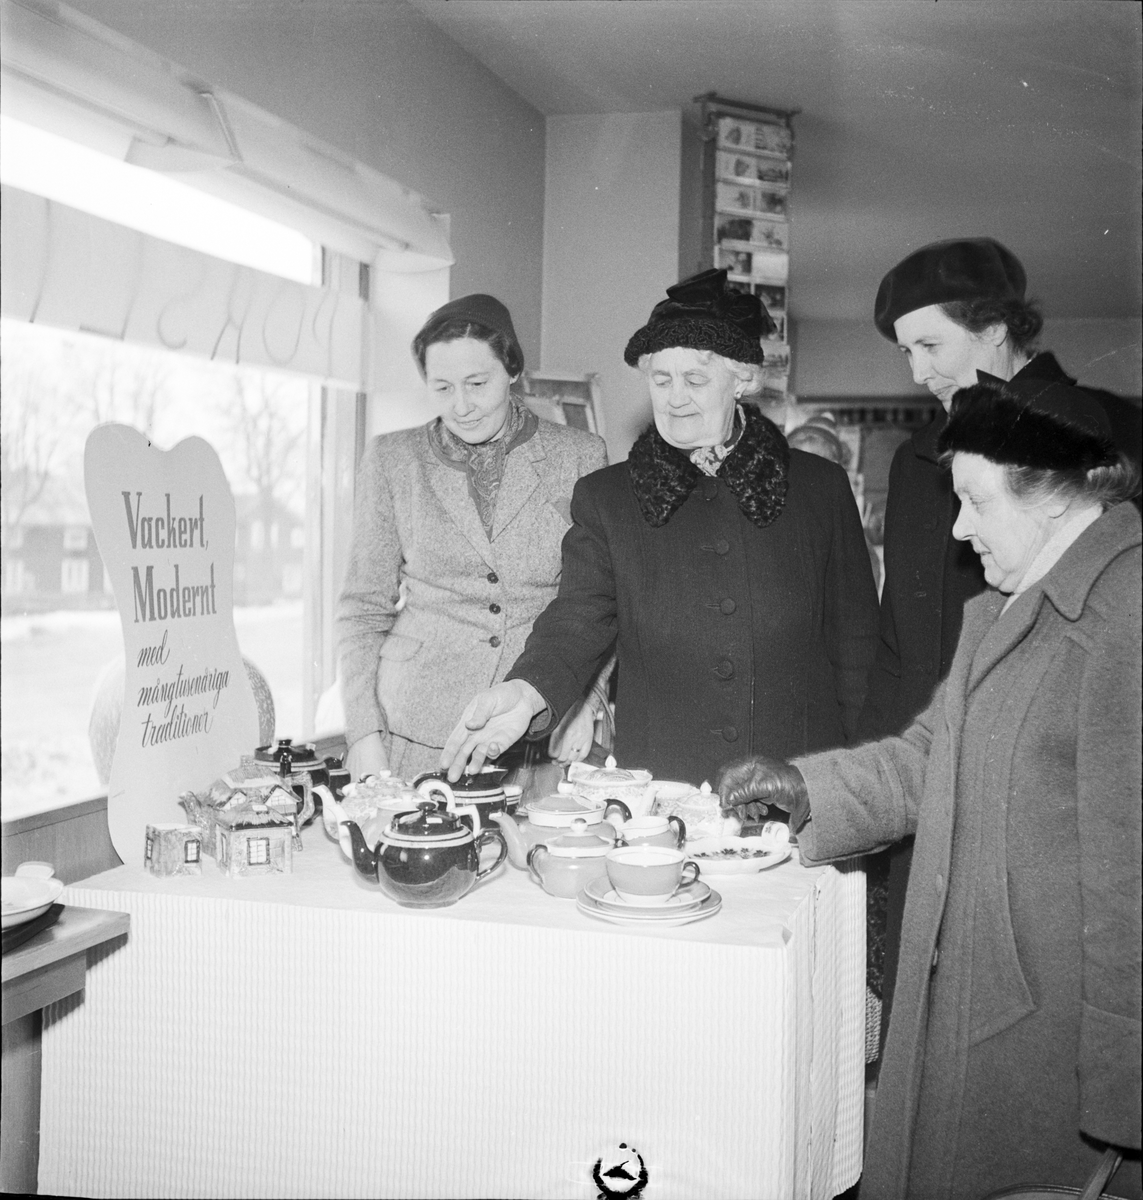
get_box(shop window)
[62,527,89,551]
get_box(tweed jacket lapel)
[491,432,546,541]
[420,436,496,570]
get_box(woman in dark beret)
[440,268,878,790]
[720,378,1141,1200]
[860,237,1141,1045]
[336,293,607,781]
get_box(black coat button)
[487,571,499,584]
[722,725,739,742]
[489,636,501,648]
[715,539,730,555]
[719,598,736,615]
[714,659,734,679]
[489,603,501,614]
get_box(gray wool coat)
[795,502,1142,1200]
[336,416,607,759]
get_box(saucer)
[583,875,709,914]
[576,886,722,927]
[685,838,793,876]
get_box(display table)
[39,826,864,1200]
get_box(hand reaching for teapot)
[547,697,596,764]
[441,679,547,781]
[346,731,389,782]
[717,755,810,825]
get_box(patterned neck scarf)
[428,399,538,537]
[688,405,746,477]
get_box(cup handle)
[668,816,687,848]
[680,859,701,888]
[475,830,507,880]
[526,843,548,886]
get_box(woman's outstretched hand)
[547,698,597,764]
[440,679,546,781]
[717,756,809,823]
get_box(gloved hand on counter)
[717,756,811,828]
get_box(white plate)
[1,876,65,929]
[582,875,710,914]
[576,887,722,927]
[685,836,792,875]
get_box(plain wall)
[793,317,1143,399]
[542,111,682,460]
[64,0,547,389]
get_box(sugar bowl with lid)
[563,756,656,817]
[490,790,632,870]
[525,818,612,899]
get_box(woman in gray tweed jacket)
[337,294,608,780]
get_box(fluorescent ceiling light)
[0,115,314,284]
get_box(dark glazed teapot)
[345,799,507,908]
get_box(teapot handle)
[603,798,632,826]
[526,843,549,887]
[416,778,454,806]
[474,829,508,881]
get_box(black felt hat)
[624,268,773,366]
[938,376,1115,472]
[874,238,1027,340]
[413,293,524,373]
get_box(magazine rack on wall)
[520,371,602,436]
[695,92,797,405]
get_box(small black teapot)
[345,799,507,908]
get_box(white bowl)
[1,875,65,929]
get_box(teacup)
[617,814,686,850]
[605,846,700,905]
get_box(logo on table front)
[592,1143,648,1199]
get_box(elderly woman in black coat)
[441,269,878,787]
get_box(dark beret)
[625,268,774,366]
[874,238,1026,340]
[414,293,523,372]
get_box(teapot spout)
[489,810,527,870]
[343,820,379,881]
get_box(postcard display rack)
[699,97,796,402]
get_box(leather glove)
[717,756,810,826]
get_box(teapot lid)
[567,755,651,786]
[544,818,612,857]
[413,767,507,796]
[384,800,472,847]
[255,738,322,772]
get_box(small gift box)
[144,823,203,877]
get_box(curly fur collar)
[627,405,789,528]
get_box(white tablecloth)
[39,826,864,1199]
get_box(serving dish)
[685,836,792,875]
[2,874,65,930]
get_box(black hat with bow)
[624,268,774,367]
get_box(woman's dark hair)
[939,296,1044,356]
[412,318,523,378]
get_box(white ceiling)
[411,0,1142,324]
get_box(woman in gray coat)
[720,376,1141,1200]
[337,294,607,780]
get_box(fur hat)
[413,293,524,373]
[624,269,774,367]
[874,238,1026,340]
[938,377,1115,472]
